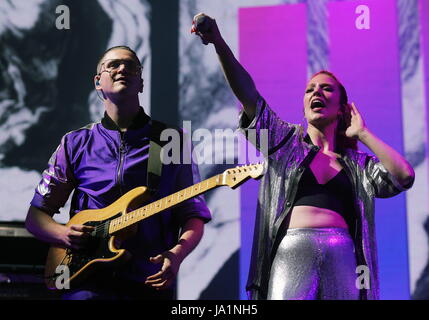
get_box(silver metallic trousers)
[267,228,360,300]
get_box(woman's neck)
[307,122,337,153]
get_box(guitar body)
[45,186,151,290]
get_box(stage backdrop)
[0,0,428,300]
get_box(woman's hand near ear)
[344,102,366,139]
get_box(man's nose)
[117,63,128,73]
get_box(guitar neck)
[108,174,222,234]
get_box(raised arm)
[192,13,259,120]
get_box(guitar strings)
[90,187,192,235]
[87,172,229,235]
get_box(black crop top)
[294,166,355,229]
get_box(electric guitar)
[45,163,265,290]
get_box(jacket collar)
[304,133,314,146]
[101,107,150,131]
[303,133,321,152]
[304,133,349,155]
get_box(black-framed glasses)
[98,59,142,75]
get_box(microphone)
[191,15,210,34]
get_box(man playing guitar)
[25,46,212,300]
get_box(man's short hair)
[96,45,141,74]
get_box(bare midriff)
[287,205,348,229]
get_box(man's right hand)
[59,224,95,250]
[191,13,223,46]
[26,206,95,250]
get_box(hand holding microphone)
[191,13,222,46]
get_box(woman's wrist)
[357,127,371,143]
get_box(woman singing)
[192,13,415,300]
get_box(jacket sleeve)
[363,154,414,198]
[30,134,76,215]
[237,95,297,158]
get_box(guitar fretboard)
[108,175,220,234]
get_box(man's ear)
[94,75,102,89]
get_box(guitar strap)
[147,119,184,195]
[147,119,182,248]
[147,119,168,195]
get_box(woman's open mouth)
[310,99,325,111]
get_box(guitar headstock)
[221,162,265,189]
